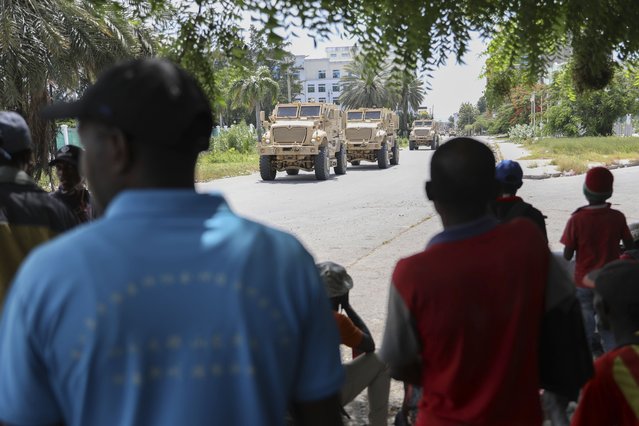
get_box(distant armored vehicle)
[344,108,399,169]
[258,102,347,181]
[409,119,440,150]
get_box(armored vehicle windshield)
[276,106,298,118]
[347,111,363,121]
[414,120,433,126]
[300,106,321,117]
[364,111,382,120]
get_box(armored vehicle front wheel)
[377,144,390,169]
[286,169,299,176]
[431,136,439,150]
[259,155,277,181]
[314,145,330,181]
[351,160,360,166]
[409,140,416,150]
[390,142,399,165]
[334,144,347,175]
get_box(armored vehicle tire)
[335,145,347,175]
[409,140,416,150]
[377,144,390,169]
[286,169,299,176]
[390,142,399,165]
[260,155,277,181]
[431,136,439,150]
[314,145,331,180]
[351,160,360,166]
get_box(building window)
[330,53,337,58]
[319,97,326,103]
[332,83,340,92]
[307,84,315,93]
[341,53,349,58]
[318,84,326,93]
[334,98,340,105]
[318,70,326,79]
[332,70,340,79]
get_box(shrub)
[211,122,256,154]
[545,104,580,137]
[508,123,535,143]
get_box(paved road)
[197,140,639,423]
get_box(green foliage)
[126,0,639,94]
[0,1,155,178]
[545,63,639,136]
[340,55,393,109]
[545,104,580,137]
[488,104,515,134]
[508,124,535,143]
[210,122,257,154]
[457,102,478,130]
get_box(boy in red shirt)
[562,167,634,355]
[381,138,592,426]
[571,260,639,426]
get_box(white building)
[294,45,356,105]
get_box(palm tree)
[0,1,154,178]
[390,71,425,136]
[339,55,393,109]
[228,66,279,141]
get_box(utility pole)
[287,72,292,103]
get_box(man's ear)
[425,181,436,201]
[105,129,133,175]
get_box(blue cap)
[495,160,523,188]
[0,111,33,160]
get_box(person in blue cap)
[492,159,547,241]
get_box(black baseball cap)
[41,58,213,152]
[49,145,82,167]
[0,111,33,160]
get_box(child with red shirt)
[561,167,634,355]
[571,260,639,426]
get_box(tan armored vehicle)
[344,108,399,169]
[409,118,440,150]
[258,102,347,181]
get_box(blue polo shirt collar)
[105,189,230,218]
[428,215,499,247]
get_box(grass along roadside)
[196,150,259,182]
[521,136,639,174]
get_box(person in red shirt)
[317,262,390,426]
[571,260,639,426]
[562,167,634,355]
[381,137,592,426]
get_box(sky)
[239,13,488,120]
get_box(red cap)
[584,167,613,196]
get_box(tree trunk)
[255,102,261,142]
[25,88,55,183]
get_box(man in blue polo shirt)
[0,59,343,426]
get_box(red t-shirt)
[393,220,548,426]
[571,344,639,426]
[561,205,632,287]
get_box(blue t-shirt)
[0,190,343,426]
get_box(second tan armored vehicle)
[258,102,347,181]
[344,108,399,169]
[409,119,440,150]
